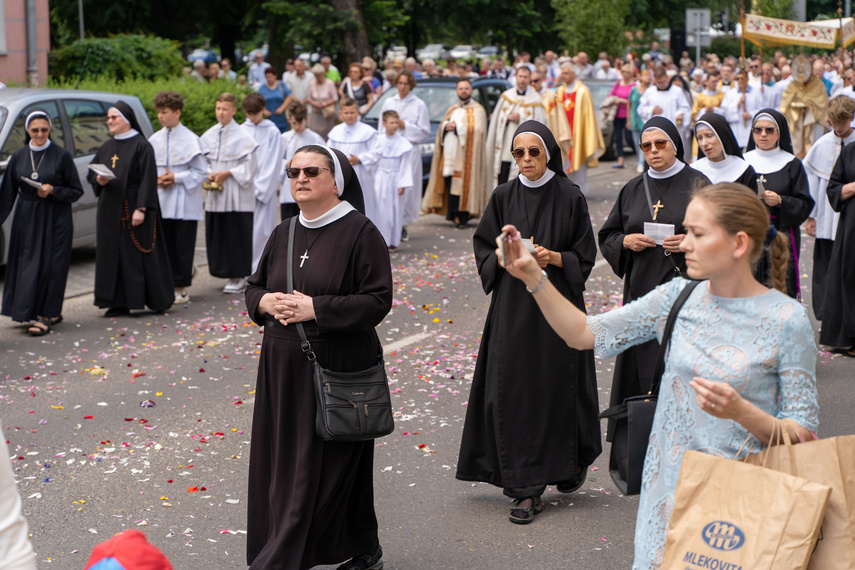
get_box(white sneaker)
[223,278,247,294]
[636,164,644,173]
[174,288,190,304]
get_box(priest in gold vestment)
[781,55,829,157]
[544,64,605,194]
[422,78,489,226]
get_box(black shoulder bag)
[598,279,701,495]
[286,218,395,442]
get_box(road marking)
[384,331,432,353]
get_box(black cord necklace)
[521,186,548,243]
[298,223,329,268]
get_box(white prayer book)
[19,176,44,189]
[88,164,116,180]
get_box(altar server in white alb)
[327,98,381,225]
[279,101,325,221]
[372,110,418,250]
[378,70,430,235]
[200,92,258,295]
[637,65,692,160]
[149,91,208,305]
[721,67,763,149]
[241,92,283,274]
[803,95,855,320]
[485,65,547,188]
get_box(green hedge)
[47,76,254,136]
[49,35,186,81]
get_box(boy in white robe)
[200,93,258,294]
[280,101,325,220]
[149,91,208,304]
[372,111,417,249]
[242,92,283,274]
[327,98,381,226]
[803,95,855,320]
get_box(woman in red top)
[608,64,637,169]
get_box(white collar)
[692,155,750,183]
[115,129,139,140]
[518,169,555,188]
[647,160,685,179]
[29,140,51,151]
[299,200,355,228]
[743,147,795,174]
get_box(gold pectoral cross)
[652,199,664,221]
[111,154,119,168]
[530,236,540,249]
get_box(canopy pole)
[740,0,746,65]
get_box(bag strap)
[286,216,318,364]
[642,172,680,275]
[650,279,701,396]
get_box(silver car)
[0,89,154,265]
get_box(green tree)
[752,0,795,18]
[552,0,631,56]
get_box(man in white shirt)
[594,59,620,81]
[285,59,313,103]
[248,52,269,88]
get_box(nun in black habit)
[744,109,814,299]
[457,121,601,524]
[245,145,392,569]
[691,112,758,191]
[598,117,710,434]
[87,101,173,316]
[0,110,83,334]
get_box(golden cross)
[111,154,119,168]
[652,199,664,221]
[530,236,539,249]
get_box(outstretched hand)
[496,225,541,284]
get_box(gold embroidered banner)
[743,13,855,49]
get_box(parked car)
[417,44,452,61]
[362,77,510,190]
[187,49,221,65]
[478,46,501,58]
[0,89,155,265]
[449,45,476,60]
[385,46,408,61]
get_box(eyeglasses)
[640,140,669,152]
[285,166,331,178]
[512,146,542,160]
[106,115,122,121]
[752,126,777,135]
[28,127,50,133]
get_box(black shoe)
[556,465,589,494]
[336,546,383,570]
[508,496,542,524]
[401,227,409,242]
[104,307,130,318]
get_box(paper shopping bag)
[661,450,831,570]
[744,434,855,570]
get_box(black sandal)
[28,317,51,336]
[336,546,383,570]
[509,495,543,524]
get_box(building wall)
[0,0,51,86]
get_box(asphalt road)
[1,157,853,569]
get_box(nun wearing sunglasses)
[0,110,83,336]
[598,116,711,437]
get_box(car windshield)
[0,107,7,132]
[364,87,460,123]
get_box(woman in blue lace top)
[496,183,818,569]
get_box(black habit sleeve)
[245,223,283,325]
[598,183,632,279]
[774,160,813,228]
[134,141,160,211]
[473,186,505,294]
[312,222,393,334]
[828,144,854,213]
[559,186,597,298]
[87,145,109,197]
[0,158,20,225]
[47,148,84,204]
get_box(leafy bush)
[49,35,186,81]
[47,76,254,136]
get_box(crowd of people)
[0,42,853,570]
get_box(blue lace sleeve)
[587,279,687,360]
[775,303,819,433]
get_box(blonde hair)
[692,183,790,293]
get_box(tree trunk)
[330,0,371,65]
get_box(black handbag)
[598,279,700,495]
[286,217,395,442]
